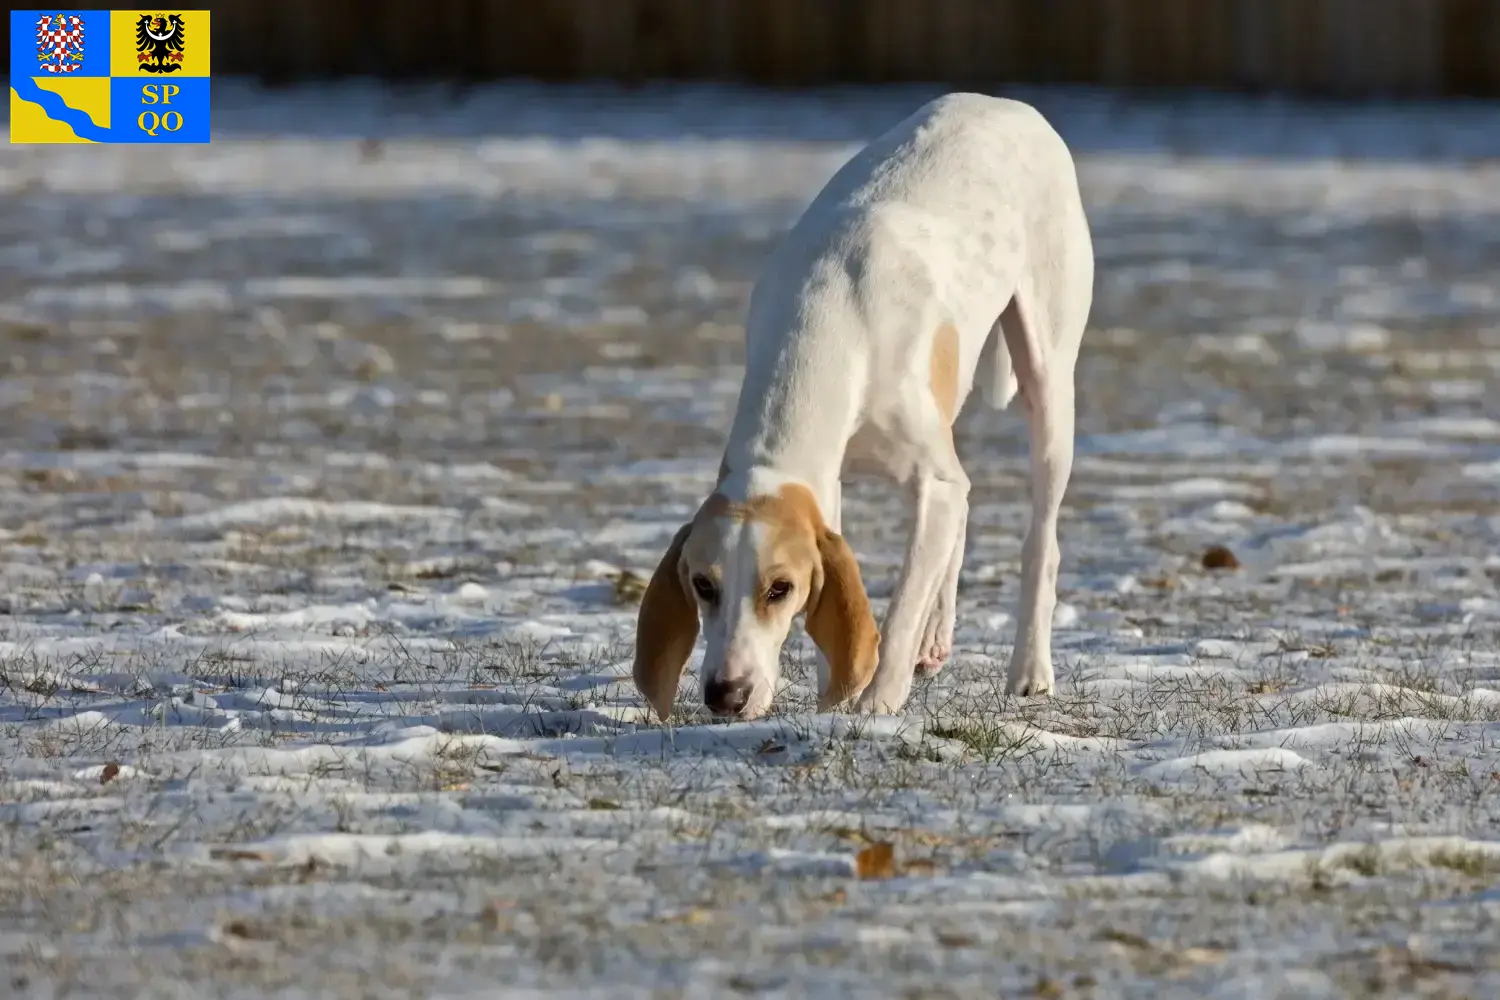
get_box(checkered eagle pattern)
[36,13,86,74]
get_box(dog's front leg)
[855,472,969,714]
[915,512,966,677]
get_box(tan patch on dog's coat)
[739,485,823,624]
[929,322,960,426]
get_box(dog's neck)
[715,461,838,533]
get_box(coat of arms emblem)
[135,13,186,74]
[35,13,86,74]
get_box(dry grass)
[2,85,1500,997]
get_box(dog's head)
[631,483,878,721]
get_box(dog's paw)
[914,608,955,678]
[852,679,909,715]
[1004,659,1054,697]
[914,641,951,678]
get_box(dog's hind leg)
[1001,285,1081,697]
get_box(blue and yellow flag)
[10,9,210,143]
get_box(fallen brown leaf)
[221,919,267,940]
[1201,545,1240,571]
[1098,928,1153,950]
[660,907,713,925]
[855,841,896,880]
[99,762,120,785]
[479,900,514,931]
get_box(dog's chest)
[842,418,935,484]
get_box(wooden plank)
[1273,0,1320,93]
[765,0,836,84]
[254,0,300,83]
[1123,0,1163,86]
[826,0,869,81]
[1483,0,1500,95]
[729,0,773,82]
[1488,0,1500,95]
[571,0,632,79]
[1441,0,1480,95]
[864,0,897,82]
[493,0,573,80]
[1051,0,1103,83]
[932,0,976,81]
[374,0,420,78]
[1230,0,1274,90]
[422,0,473,81]
[653,0,720,80]
[693,0,736,79]
[983,0,1023,83]
[1404,0,1443,94]
[1097,0,1132,86]
[1191,0,1233,89]
[1323,0,1431,97]
[1011,0,1051,81]
[1444,0,1500,96]
[890,0,930,79]
[209,0,255,76]
[1377,0,1440,95]
[1162,0,1197,87]
[1321,0,1365,96]
[315,0,369,78]
[193,0,1497,96]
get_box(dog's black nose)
[704,677,752,716]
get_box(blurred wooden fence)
[210,0,1500,97]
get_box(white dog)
[633,93,1094,720]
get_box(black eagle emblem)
[135,13,185,73]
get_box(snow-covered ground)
[2,82,1500,997]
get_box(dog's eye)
[765,580,793,604]
[690,574,718,603]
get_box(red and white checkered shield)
[36,13,86,74]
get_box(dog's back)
[727,93,1092,480]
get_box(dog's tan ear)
[805,529,879,710]
[632,523,699,721]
